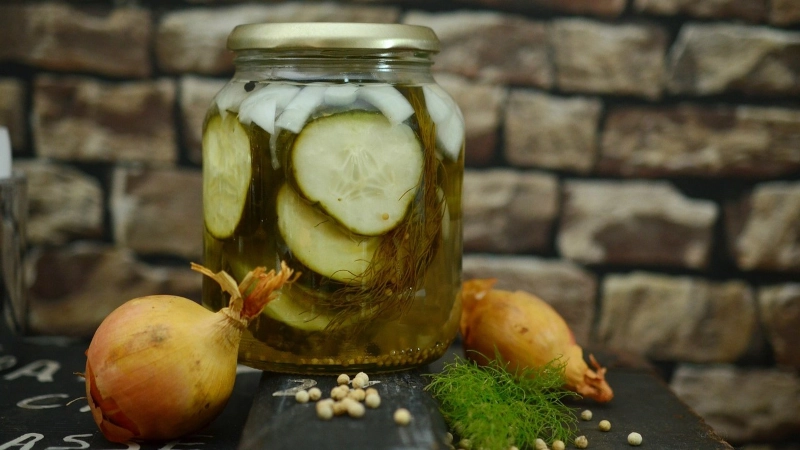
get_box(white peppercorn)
[337,373,350,385]
[316,402,333,420]
[347,400,366,418]
[598,420,611,432]
[628,432,642,446]
[352,376,366,389]
[580,409,592,421]
[365,393,381,408]
[331,385,348,401]
[394,408,412,426]
[307,387,322,401]
[552,439,565,450]
[295,390,310,403]
[575,435,588,449]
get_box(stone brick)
[33,75,178,165]
[179,76,226,164]
[15,160,103,246]
[111,166,203,260]
[27,243,202,337]
[463,169,558,253]
[456,0,626,17]
[552,19,667,99]
[599,104,800,178]
[404,11,552,88]
[0,3,151,78]
[436,74,507,166]
[0,78,26,152]
[462,254,597,345]
[505,90,602,173]
[597,272,756,363]
[157,3,400,75]
[671,365,800,444]
[771,0,800,25]
[667,24,800,96]
[558,180,717,268]
[633,0,767,21]
[759,284,800,369]
[729,181,800,272]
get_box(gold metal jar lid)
[227,22,440,53]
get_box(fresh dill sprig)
[425,353,580,449]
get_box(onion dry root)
[460,278,613,403]
[85,262,296,443]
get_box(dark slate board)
[238,346,733,450]
[238,370,450,450]
[568,369,733,450]
[1,319,734,450]
[0,324,260,450]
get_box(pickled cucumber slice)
[263,287,336,332]
[291,111,424,236]
[202,113,252,239]
[277,185,379,284]
[227,261,339,332]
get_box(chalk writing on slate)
[0,325,260,450]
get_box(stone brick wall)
[1,1,799,447]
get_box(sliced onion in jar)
[275,85,327,133]
[357,84,415,125]
[215,82,258,119]
[238,83,301,133]
[423,84,453,124]
[422,84,464,161]
[324,84,360,106]
[436,109,465,161]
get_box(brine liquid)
[202,81,463,373]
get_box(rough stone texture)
[667,24,800,96]
[759,284,800,369]
[33,75,178,165]
[599,104,800,178]
[552,19,667,99]
[111,166,203,260]
[179,75,226,164]
[558,180,718,268]
[463,169,559,253]
[15,160,103,246]
[462,254,597,346]
[456,0,627,17]
[404,11,552,88]
[0,3,151,78]
[633,0,768,21]
[0,78,26,152]
[504,90,602,173]
[731,181,800,272]
[157,3,400,75]
[597,272,756,363]
[771,0,800,25]
[671,365,800,444]
[436,74,507,166]
[27,243,202,337]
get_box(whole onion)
[84,263,295,442]
[460,278,613,403]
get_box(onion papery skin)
[461,279,613,403]
[85,295,243,443]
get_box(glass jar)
[201,23,464,374]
